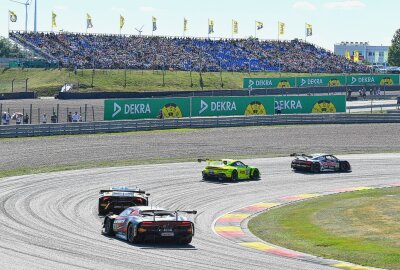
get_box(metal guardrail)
[1,114,400,138]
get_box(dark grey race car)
[98,186,150,216]
[290,153,351,173]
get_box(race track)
[1,153,399,270]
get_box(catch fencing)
[0,114,400,138]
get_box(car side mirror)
[146,193,150,196]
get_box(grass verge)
[248,187,400,270]
[0,68,337,96]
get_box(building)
[334,42,389,65]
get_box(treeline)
[0,37,24,58]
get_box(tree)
[0,37,23,58]
[388,29,400,66]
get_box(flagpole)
[277,21,279,41]
[231,20,233,39]
[207,18,209,39]
[254,21,256,38]
[305,23,307,42]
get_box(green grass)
[0,68,336,96]
[249,188,400,270]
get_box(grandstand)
[9,31,370,74]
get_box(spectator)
[67,112,72,122]
[41,113,47,124]
[72,111,80,122]
[346,88,352,101]
[15,114,22,125]
[23,113,29,124]
[51,112,58,123]
[158,109,163,119]
[9,32,370,74]
[5,112,10,125]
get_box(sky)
[0,0,399,51]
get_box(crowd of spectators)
[10,31,370,73]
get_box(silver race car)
[103,206,196,245]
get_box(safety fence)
[0,113,400,138]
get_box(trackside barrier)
[1,114,400,138]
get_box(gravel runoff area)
[1,123,400,171]
[0,97,399,124]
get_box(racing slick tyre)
[231,170,238,182]
[178,236,192,245]
[339,161,351,172]
[311,163,321,173]
[251,169,260,180]
[127,224,142,244]
[202,172,210,181]
[98,207,107,216]
[103,217,115,236]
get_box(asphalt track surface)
[1,124,400,270]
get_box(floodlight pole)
[25,3,28,31]
[34,0,37,32]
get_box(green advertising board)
[191,96,275,117]
[104,95,346,120]
[297,76,347,87]
[104,98,190,120]
[274,95,346,114]
[244,75,400,89]
[243,77,296,89]
[346,75,400,86]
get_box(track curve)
[1,153,399,270]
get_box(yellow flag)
[232,20,238,35]
[256,21,263,30]
[208,19,214,34]
[306,23,312,37]
[184,18,188,32]
[152,16,157,31]
[353,50,359,62]
[120,15,125,30]
[9,10,17,23]
[87,13,93,29]
[345,51,351,60]
[52,12,57,28]
[279,22,285,36]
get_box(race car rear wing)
[290,153,309,157]
[198,159,229,165]
[198,158,212,163]
[100,189,149,196]
[143,210,197,221]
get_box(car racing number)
[321,161,337,170]
[238,167,250,177]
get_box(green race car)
[198,159,260,181]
